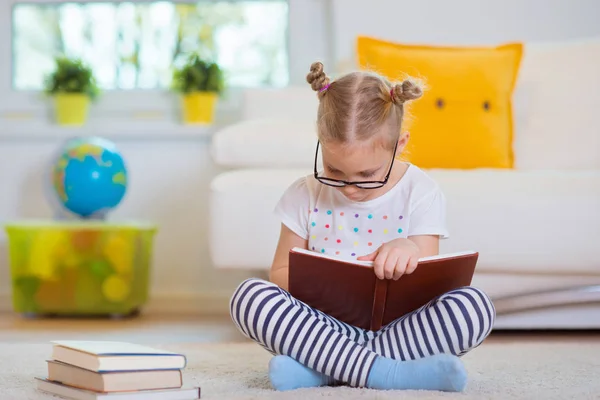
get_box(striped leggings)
[230,278,495,388]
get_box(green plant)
[171,53,224,94]
[44,56,100,99]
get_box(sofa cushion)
[513,37,600,170]
[210,118,316,169]
[430,168,600,274]
[356,36,523,169]
[209,168,600,274]
[209,168,306,269]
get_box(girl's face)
[320,136,406,202]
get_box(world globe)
[52,137,128,218]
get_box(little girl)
[230,62,495,392]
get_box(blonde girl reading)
[229,62,495,392]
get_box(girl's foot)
[366,353,467,392]
[269,355,336,391]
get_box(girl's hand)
[357,238,420,280]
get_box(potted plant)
[171,53,224,124]
[44,56,100,126]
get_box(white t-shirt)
[274,163,449,261]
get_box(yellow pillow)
[356,36,523,169]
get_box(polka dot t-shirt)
[274,163,449,261]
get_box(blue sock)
[366,354,467,392]
[269,355,336,391]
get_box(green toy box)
[4,220,157,317]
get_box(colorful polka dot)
[399,215,403,220]
[311,222,316,227]
[351,253,356,257]
[321,249,325,253]
[340,212,344,216]
[383,215,388,220]
[398,228,403,233]
[312,246,315,250]
[337,239,341,243]
[325,224,330,228]
[368,229,372,233]
[383,229,388,234]
[368,214,373,219]
[314,208,318,212]
[353,227,359,232]
[355,213,359,218]
[338,225,343,230]
[327,210,332,215]
[368,242,373,246]
[311,235,317,239]
[336,251,340,255]
[354,241,358,246]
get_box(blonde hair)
[306,62,423,150]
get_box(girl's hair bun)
[391,79,423,104]
[307,62,331,92]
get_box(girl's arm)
[269,224,308,291]
[408,235,440,257]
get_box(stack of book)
[36,341,201,399]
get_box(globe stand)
[109,308,141,320]
[5,137,156,320]
[19,308,141,320]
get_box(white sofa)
[208,38,600,329]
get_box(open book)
[288,247,478,331]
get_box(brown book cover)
[288,247,479,331]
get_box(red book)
[288,247,478,331]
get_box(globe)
[51,137,128,218]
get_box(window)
[0,0,329,130]
[12,1,289,91]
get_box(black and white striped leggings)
[230,278,495,388]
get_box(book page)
[291,247,477,266]
[418,250,478,262]
[290,247,374,267]
[51,341,183,357]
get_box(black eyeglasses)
[313,140,398,189]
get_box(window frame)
[0,0,331,132]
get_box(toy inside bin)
[4,220,157,316]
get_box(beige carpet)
[1,341,599,399]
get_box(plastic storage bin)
[4,220,157,316]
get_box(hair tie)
[390,87,395,103]
[319,84,330,92]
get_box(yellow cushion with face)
[356,36,523,169]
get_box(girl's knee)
[233,277,275,295]
[229,278,289,346]
[439,286,496,335]
[229,278,281,321]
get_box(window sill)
[0,118,219,141]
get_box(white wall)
[331,0,600,72]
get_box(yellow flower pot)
[54,93,90,126]
[182,92,217,124]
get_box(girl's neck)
[359,161,410,202]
